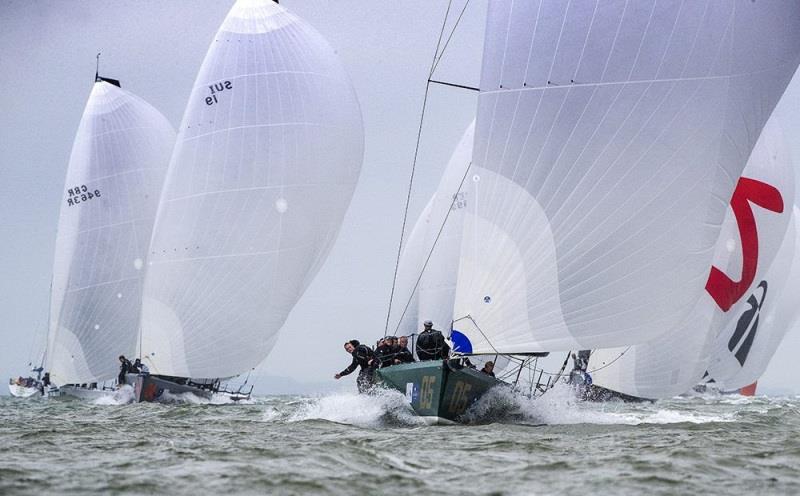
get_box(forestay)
[140,0,364,379]
[45,80,175,385]
[590,117,795,398]
[457,0,800,354]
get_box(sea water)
[1,386,798,495]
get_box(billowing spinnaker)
[459,1,800,354]
[390,123,475,337]
[140,0,364,378]
[590,117,794,398]
[707,208,800,391]
[45,81,176,384]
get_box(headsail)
[140,0,364,379]
[45,81,176,385]
[590,117,795,398]
[391,122,475,337]
[455,0,800,354]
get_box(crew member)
[572,350,590,372]
[118,355,132,386]
[569,350,591,385]
[334,340,376,393]
[480,361,495,377]
[376,336,398,368]
[133,358,149,374]
[395,336,414,364]
[415,320,450,361]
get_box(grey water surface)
[1,386,798,495]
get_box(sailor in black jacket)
[395,336,415,364]
[335,340,376,393]
[375,336,399,368]
[415,321,450,361]
[117,355,132,386]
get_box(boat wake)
[463,384,736,426]
[91,385,135,405]
[156,390,255,405]
[263,389,426,428]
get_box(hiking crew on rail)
[335,320,453,392]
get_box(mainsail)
[453,0,800,355]
[140,0,364,379]
[590,117,795,398]
[45,80,176,385]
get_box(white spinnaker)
[45,81,175,385]
[140,0,364,379]
[590,117,794,398]
[390,123,475,337]
[457,0,800,354]
[716,207,800,390]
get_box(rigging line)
[428,79,479,92]
[392,161,473,334]
[428,0,455,76]
[585,347,630,374]
[460,315,503,356]
[382,0,455,337]
[429,0,472,78]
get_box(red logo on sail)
[705,177,783,312]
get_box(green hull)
[376,360,502,424]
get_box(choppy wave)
[2,392,799,495]
[91,385,135,405]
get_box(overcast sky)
[1,0,798,396]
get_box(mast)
[94,52,121,87]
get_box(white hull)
[59,385,118,401]
[8,383,40,398]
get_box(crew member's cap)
[423,320,433,326]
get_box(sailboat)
[131,0,364,401]
[42,72,176,399]
[590,116,796,401]
[377,0,800,423]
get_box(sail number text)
[419,375,436,409]
[206,80,233,106]
[66,185,101,207]
[448,380,472,415]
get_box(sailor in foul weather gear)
[395,336,414,364]
[569,350,592,385]
[415,320,450,361]
[375,336,399,368]
[133,358,150,374]
[480,361,496,377]
[118,355,132,386]
[335,340,376,393]
[133,358,149,374]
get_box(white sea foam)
[465,384,735,425]
[92,385,135,405]
[280,388,425,428]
